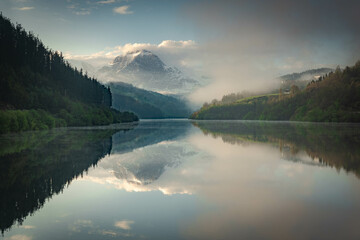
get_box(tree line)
[191,62,360,122]
[0,13,111,108]
[0,14,138,133]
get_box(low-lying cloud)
[185,0,360,104]
[66,0,360,105]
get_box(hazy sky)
[1,0,360,104]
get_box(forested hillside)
[191,62,360,122]
[279,68,333,90]
[110,82,191,119]
[0,14,137,133]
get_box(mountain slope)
[98,49,199,94]
[109,82,191,118]
[279,68,333,90]
[0,14,138,133]
[191,62,360,122]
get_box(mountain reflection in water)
[1,120,360,240]
[0,120,192,234]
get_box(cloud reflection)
[82,129,329,199]
[82,139,206,195]
[81,122,360,239]
[19,225,36,230]
[5,235,32,240]
[114,220,134,230]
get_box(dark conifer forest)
[0,14,138,133]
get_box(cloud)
[14,6,34,11]
[67,4,77,9]
[65,39,203,102]
[114,220,134,230]
[64,40,197,60]
[113,5,133,14]
[5,235,32,240]
[159,40,197,49]
[97,0,115,4]
[64,40,199,72]
[74,10,91,15]
[80,140,204,195]
[70,219,93,232]
[20,225,36,229]
[182,0,360,104]
[100,230,118,236]
[67,1,97,16]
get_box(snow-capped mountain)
[97,49,200,94]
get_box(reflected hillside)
[193,121,360,178]
[0,129,124,234]
[111,120,192,154]
[100,141,197,186]
[0,120,192,234]
[100,120,194,186]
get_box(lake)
[1,120,360,240]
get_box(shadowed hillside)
[0,14,137,133]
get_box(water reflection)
[110,119,192,154]
[83,120,200,194]
[0,120,192,234]
[180,121,360,240]
[1,120,360,240]
[108,120,194,185]
[193,120,360,178]
[0,128,121,234]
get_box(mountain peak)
[127,49,152,55]
[114,49,155,62]
[112,49,165,72]
[98,49,200,94]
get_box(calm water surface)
[1,120,360,240]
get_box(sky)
[1,0,360,104]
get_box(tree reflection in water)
[0,129,119,234]
[193,121,360,178]
[0,120,191,234]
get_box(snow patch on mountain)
[97,49,201,95]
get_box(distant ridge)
[109,82,191,119]
[279,68,333,89]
